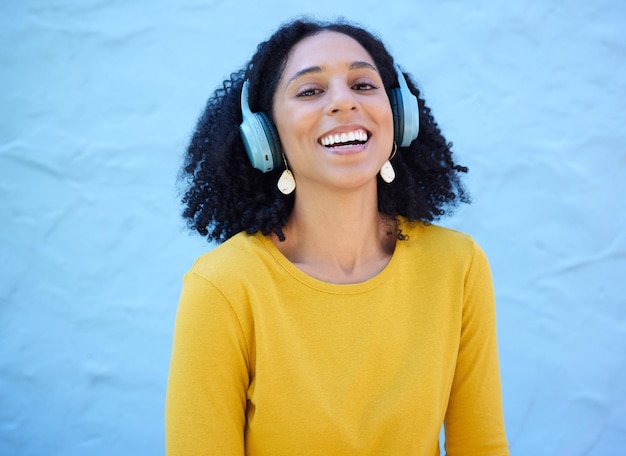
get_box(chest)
[243,286,462,455]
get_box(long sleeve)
[165,271,250,455]
[444,243,509,455]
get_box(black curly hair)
[179,17,470,243]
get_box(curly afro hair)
[179,17,470,243]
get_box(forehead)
[282,31,376,73]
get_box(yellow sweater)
[166,221,509,455]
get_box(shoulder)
[397,220,490,279]
[188,231,269,283]
[401,220,481,255]
[179,232,275,325]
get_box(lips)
[319,128,370,147]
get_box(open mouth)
[319,129,370,148]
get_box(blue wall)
[1,1,625,454]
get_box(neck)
[273,182,397,284]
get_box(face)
[272,31,394,193]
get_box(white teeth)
[320,129,368,147]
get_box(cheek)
[377,108,395,147]
[274,106,314,146]
[382,103,394,130]
[272,109,291,147]
[273,115,297,151]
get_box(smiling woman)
[167,17,510,455]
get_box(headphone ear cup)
[239,81,283,172]
[390,88,405,147]
[392,64,420,147]
[256,112,282,168]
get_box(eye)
[296,87,322,97]
[352,81,379,91]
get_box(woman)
[166,18,509,455]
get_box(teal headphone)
[240,63,419,173]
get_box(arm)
[166,271,250,455]
[444,243,509,455]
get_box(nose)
[326,83,358,115]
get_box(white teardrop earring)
[277,154,296,195]
[380,142,398,184]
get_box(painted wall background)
[1,0,625,454]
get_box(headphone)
[239,63,419,173]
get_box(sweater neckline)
[256,229,406,295]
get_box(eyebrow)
[286,60,379,86]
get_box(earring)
[380,142,398,184]
[277,154,296,195]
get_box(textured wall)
[1,0,625,454]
